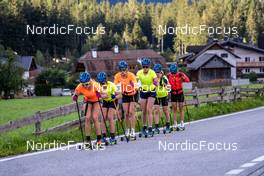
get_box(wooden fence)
[0,86,264,135]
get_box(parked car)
[61,89,72,96]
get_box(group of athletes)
[72,57,190,148]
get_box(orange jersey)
[75,80,101,102]
[114,71,137,96]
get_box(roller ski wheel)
[120,136,124,141]
[163,128,166,134]
[138,133,142,138]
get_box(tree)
[0,47,24,99]
[35,50,45,66]
[35,69,66,96]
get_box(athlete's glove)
[96,91,101,98]
[72,95,78,101]
[111,94,116,100]
[178,72,184,78]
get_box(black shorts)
[154,96,169,106]
[122,92,139,103]
[140,90,156,99]
[171,93,184,102]
[102,100,117,109]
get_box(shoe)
[84,141,93,150]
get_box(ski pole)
[97,97,110,138]
[113,101,129,143]
[75,100,85,148]
[132,95,142,137]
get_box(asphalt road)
[1,107,264,176]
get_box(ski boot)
[101,136,109,146]
[178,123,185,131]
[142,128,148,138]
[130,129,136,141]
[163,125,172,134]
[146,128,154,138]
[95,140,104,149]
[121,129,130,141]
[83,141,93,150]
[109,137,117,145]
[154,127,160,135]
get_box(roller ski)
[101,136,109,146]
[121,129,130,142]
[145,128,154,138]
[109,137,117,145]
[154,127,160,135]
[176,122,185,131]
[163,125,172,134]
[141,127,148,138]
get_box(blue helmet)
[169,64,178,74]
[79,72,91,83]
[118,60,128,71]
[141,57,151,67]
[153,64,162,73]
[97,71,107,84]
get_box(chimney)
[91,49,97,58]
[114,45,119,54]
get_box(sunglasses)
[120,68,127,72]
[142,66,149,69]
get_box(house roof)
[79,49,164,61]
[187,41,240,63]
[187,53,234,70]
[220,40,264,54]
[16,56,34,71]
[186,45,206,54]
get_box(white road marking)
[225,169,244,175]
[225,154,264,175]
[252,155,264,162]
[240,162,257,168]
[1,106,264,163]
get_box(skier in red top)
[167,64,190,131]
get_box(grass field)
[0,96,74,125]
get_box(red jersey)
[167,72,190,94]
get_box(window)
[260,68,264,73]
[245,57,250,62]
[245,68,250,73]
[221,53,228,58]
[259,57,264,62]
